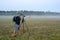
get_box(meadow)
[0,17,60,40]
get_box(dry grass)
[0,18,60,40]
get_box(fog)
[0,15,60,19]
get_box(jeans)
[15,24,20,31]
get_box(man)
[12,13,25,37]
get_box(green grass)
[0,18,60,40]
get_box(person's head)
[17,12,23,16]
[20,13,23,16]
[17,12,25,17]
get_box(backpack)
[13,16,17,22]
[13,15,25,23]
[13,16,20,22]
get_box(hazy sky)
[0,0,60,12]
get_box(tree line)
[0,10,60,16]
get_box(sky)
[0,0,60,12]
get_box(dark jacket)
[13,16,21,25]
[13,16,24,25]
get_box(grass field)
[0,18,60,40]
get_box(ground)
[0,18,60,40]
